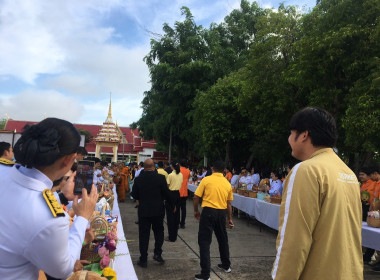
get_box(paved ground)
[119,197,379,280]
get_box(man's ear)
[301,131,310,142]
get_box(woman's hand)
[72,185,98,220]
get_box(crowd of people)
[0,106,379,280]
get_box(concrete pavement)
[119,197,379,280]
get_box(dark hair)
[93,157,101,164]
[171,160,180,174]
[180,159,187,168]
[368,165,380,175]
[233,167,240,175]
[359,166,372,176]
[139,161,144,168]
[158,161,164,168]
[271,170,280,178]
[0,142,11,157]
[212,160,225,173]
[14,118,80,168]
[76,146,88,155]
[289,107,337,147]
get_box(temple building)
[3,97,158,163]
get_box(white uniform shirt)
[230,174,239,188]
[250,173,260,186]
[135,167,144,178]
[269,179,283,195]
[93,169,103,185]
[239,175,253,190]
[0,165,88,280]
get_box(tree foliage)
[134,0,379,171]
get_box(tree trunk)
[246,150,255,169]
[224,140,231,168]
[169,128,172,163]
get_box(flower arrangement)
[96,231,118,269]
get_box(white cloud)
[0,90,83,122]
[78,96,142,127]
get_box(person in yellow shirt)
[272,107,362,280]
[165,161,183,242]
[157,161,168,180]
[193,160,234,280]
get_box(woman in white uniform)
[0,118,98,280]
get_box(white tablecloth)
[362,222,380,251]
[188,184,280,230]
[112,189,138,280]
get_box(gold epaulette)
[43,189,65,218]
[0,158,14,166]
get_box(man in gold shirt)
[157,161,168,180]
[272,107,362,280]
[193,160,233,280]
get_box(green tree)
[135,7,213,159]
[77,128,93,144]
[238,4,303,168]
[291,0,380,169]
[194,70,250,166]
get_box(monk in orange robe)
[115,165,126,202]
[121,165,130,193]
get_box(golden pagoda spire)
[105,92,113,123]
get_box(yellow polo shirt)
[167,171,183,191]
[157,168,168,180]
[195,173,233,209]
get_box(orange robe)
[121,166,130,192]
[115,170,126,202]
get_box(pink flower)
[105,239,117,252]
[100,255,110,269]
[106,231,118,241]
[98,246,109,258]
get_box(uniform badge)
[43,189,65,217]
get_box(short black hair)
[289,107,337,147]
[212,160,225,173]
[368,165,380,175]
[0,142,11,157]
[158,161,164,168]
[271,170,280,178]
[359,166,372,176]
[139,161,144,168]
[180,159,187,167]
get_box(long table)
[112,190,138,280]
[188,184,280,230]
[189,183,380,250]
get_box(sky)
[0,0,316,127]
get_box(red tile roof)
[5,119,156,154]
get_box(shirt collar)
[310,147,334,158]
[212,172,223,177]
[12,164,53,191]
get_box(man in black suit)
[131,158,169,268]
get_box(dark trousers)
[166,190,180,241]
[198,207,230,277]
[179,196,187,226]
[138,215,164,262]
